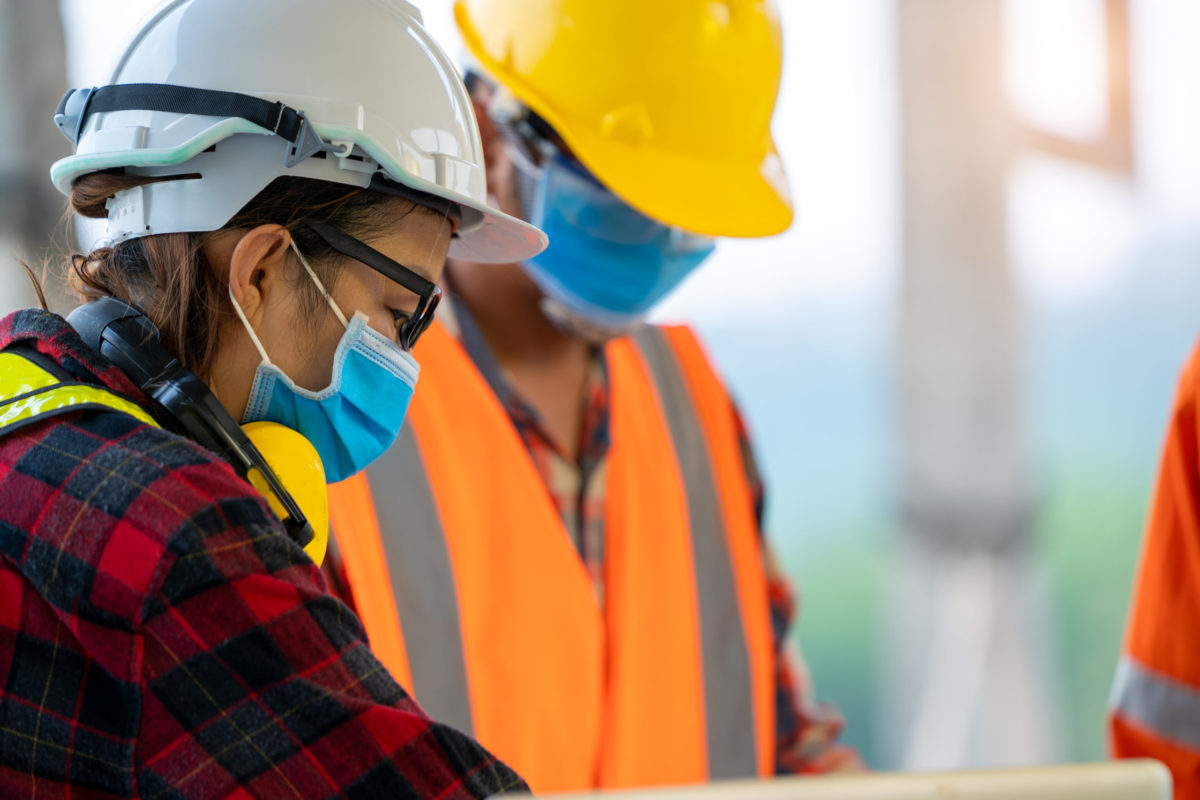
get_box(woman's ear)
[227,224,292,325]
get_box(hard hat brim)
[450,196,549,263]
[557,124,795,239]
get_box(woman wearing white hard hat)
[0,0,544,796]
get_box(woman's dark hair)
[67,175,423,379]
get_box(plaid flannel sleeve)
[134,460,526,798]
[731,403,864,775]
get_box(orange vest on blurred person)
[1111,339,1200,799]
[327,320,774,792]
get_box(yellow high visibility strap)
[0,351,59,394]
[0,351,159,434]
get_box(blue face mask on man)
[518,150,717,340]
[229,239,419,483]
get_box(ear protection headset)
[67,295,328,563]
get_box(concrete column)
[887,0,1057,768]
[0,0,69,313]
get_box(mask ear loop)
[412,202,454,335]
[291,238,349,329]
[425,208,451,271]
[227,235,350,368]
[228,284,274,367]
[222,285,319,552]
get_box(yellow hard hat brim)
[558,124,795,238]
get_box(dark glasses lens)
[398,286,441,350]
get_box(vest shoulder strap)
[0,346,159,439]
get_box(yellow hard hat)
[243,421,330,566]
[455,0,792,238]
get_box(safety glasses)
[304,220,442,351]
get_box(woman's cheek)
[367,309,400,342]
[298,319,347,390]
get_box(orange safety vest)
[327,320,774,792]
[1110,337,1200,799]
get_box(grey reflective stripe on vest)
[1111,655,1200,750]
[364,423,474,735]
[631,327,759,778]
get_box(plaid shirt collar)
[443,294,611,471]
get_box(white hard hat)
[50,0,546,263]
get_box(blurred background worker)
[1109,350,1200,794]
[324,0,860,792]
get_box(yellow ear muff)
[241,421,329,566]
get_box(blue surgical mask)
[229,241,420,483]
[518,150,717,340]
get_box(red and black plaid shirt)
[0,309,526,798]
[440,299,862,775]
